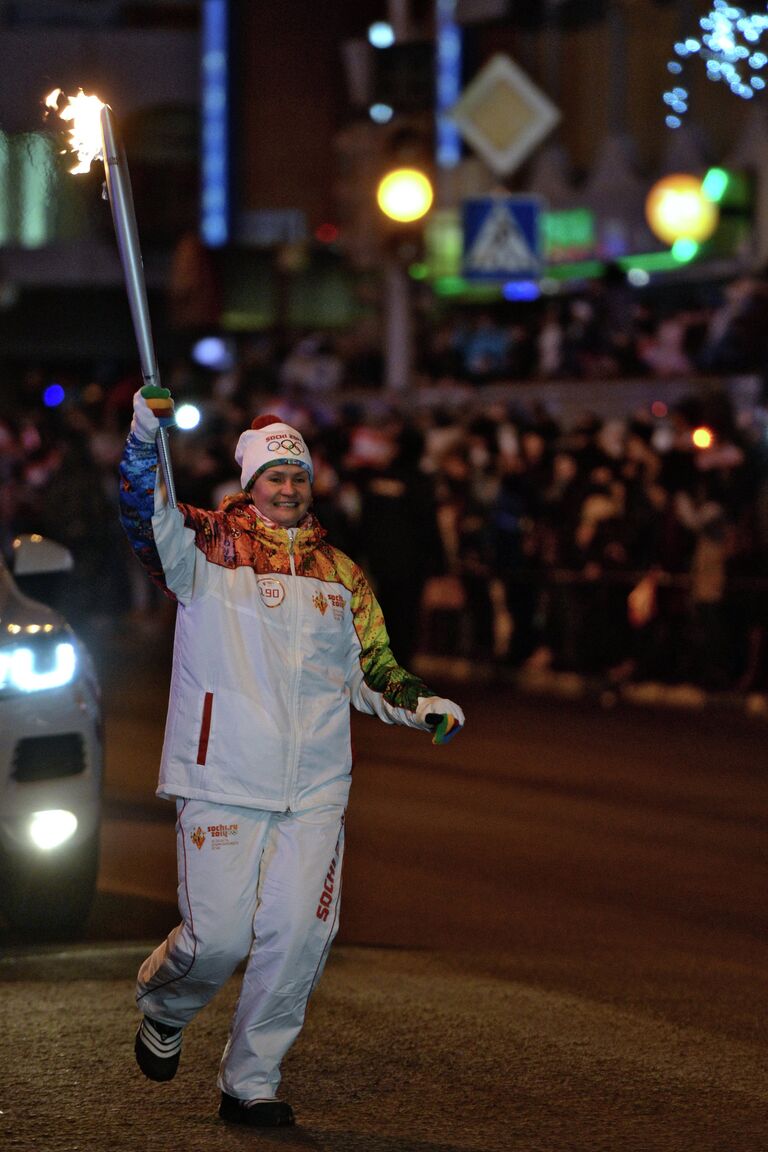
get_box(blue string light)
[663,2,768,124]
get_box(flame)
[45,87,107,174]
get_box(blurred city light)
[43,383,65,407]
[436,0,463,169]
[368,22,395,49]
[201,0,230,246]
[369,103,394,124]
[314,222,340,244]
[376,168,434,223]
[672,237,700,261]
[646,174,719,245]
[664,3,768,121]
[192,337,234,371]
[701,166,730,202]
[175,403,201,431]
[693,426,715,449]
[627,267,651,287]
[502,280,540,302]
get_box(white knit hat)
[234,414,314,491]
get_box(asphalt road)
[1,633,767,1151]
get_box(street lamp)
[645,173,719,254]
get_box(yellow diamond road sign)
[449,54,561,178]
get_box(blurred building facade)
[0,0,765,361]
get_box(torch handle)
[156,426,178,510]
[99,106,178,510]
[99,106,159,388]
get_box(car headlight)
[29,809,79,850]
[0,640,77,695]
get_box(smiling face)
[250,463,312,527]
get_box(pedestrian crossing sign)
[462,196,542,280]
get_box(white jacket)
[119,435,435,811]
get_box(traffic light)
[333,116,434,268]
[377,168,433,223]
[375,119,434,262]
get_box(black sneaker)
[134,1016,183,1082]
[219,1092,295,1128]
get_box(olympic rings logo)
[267,438,302,455]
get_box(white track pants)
[136,799,345,1100]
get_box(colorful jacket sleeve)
[118,433,171,596]
[118,432,202,604]
[346,561,435,729]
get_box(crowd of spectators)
[3,319,768,697]
[180,268,768,396]
[416,268,768,388]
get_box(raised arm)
[118,388,199,603]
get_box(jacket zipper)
[288,526,297,578]
[284,527,301,810]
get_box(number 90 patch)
[257,576,285,607]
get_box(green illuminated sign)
[541,208,595,261]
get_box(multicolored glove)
[416,696,465,745]
[131,385,175,443]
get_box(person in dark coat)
[353,425,443,666]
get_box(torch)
[45,89,177,507]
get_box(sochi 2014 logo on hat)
[266,433,303,456]
[234,416,314,490]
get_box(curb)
[413,654,768,720]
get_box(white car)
[0,534,102,939]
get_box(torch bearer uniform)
[118,430,446,1104]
